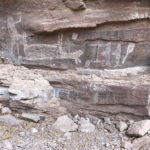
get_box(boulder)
[1,107,12,114]
[132,136,150,150]
[21,113,45,123]
[121,141,132,149]
[127,120,150,137]
[52,115,78,132]
[78,118,95,133]
[0,115,21,126]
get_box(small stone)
[21,113,45,123]
[31,128,38,134]
[105,143,110,147]
[0,114,20,126]
[63,132,72,140]
[121,141,132,149]
[104,124,114,133]
[52,115,78,132]
[86,114,102,125]
[116,121,128,132]
[78,118,95,133]
[19,132,25,137]
[1,107,12,114]
[127,120,150,137]
[104,117,111,125]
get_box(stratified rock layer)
[0,64,54,102]
[0,0,150,118]
[0,64,66,117]
[1,0,150,70]
[35,66,150,118]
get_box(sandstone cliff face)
[1,0,150,119]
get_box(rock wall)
[1,0,150,119]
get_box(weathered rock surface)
[0,0,150,119]
[36,66,150,118]
[127,120,150,137]
[0,64,66,118]
[1,0,150,70]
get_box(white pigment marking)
[101,42,111,65]
[122,43,135,64]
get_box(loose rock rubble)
[0,113,128,150]
[0,110,150,150]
